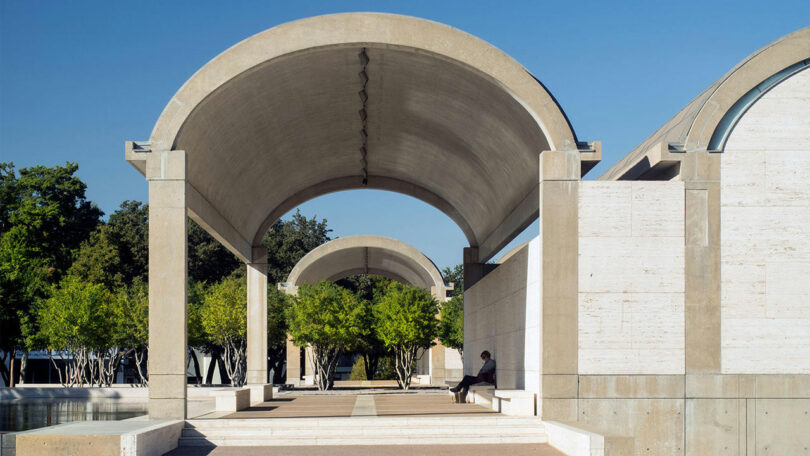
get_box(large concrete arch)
[126,12,600,420]
[280,235,459,386]
[600,25,810,181]
[128,12,596,265]
[281,235,451,299]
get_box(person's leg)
[451,375,478,393]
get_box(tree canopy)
[286,281,365,390]
[373,283,439,389]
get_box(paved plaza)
[168,391,561,455]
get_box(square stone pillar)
[286,335,301,385]
[146,150,188,420]
[681,151,721,373]
[246,247,268,385]
[538,149,580,421]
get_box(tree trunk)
[18,351,29,384]
[394,345,417,390]
[363,353,379,381]
[0,351,10,386]
[134,348,148,386]
[312,345,340,391]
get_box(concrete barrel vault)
[126,12,595,420]
[279,235,458,385]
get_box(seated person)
[451,350,495,395]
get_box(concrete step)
[179,416,548,447]
[185,417,543,428]
[181,425,546,438]
[178,435,549,446]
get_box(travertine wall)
[578,181,685,374]
[720,67,810,374]
[464,238,540,394]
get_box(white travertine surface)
[721,67,810,374]
[578,181,685,374]
[463,237,540,395]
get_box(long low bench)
[466,385,536,416]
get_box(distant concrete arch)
[132,12,593,264]
[601,25,810,180]
[281,235,452,299]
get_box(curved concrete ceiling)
[133,13,583,263]
[601,26,810,181]
[283,235,449,297]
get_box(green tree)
[35,275,115,386]
[188,220,242,284]
[262,210,331,284]
[200,277,247,386]
[267,287,289,383]
[374,284,439,390]
[113,280,149,385]
[439,294,463,356]
[69,224,124,289]
[0,162,102,384]
[286,281,365,390]
[107,201,148,283]
[337,274,394,380]
[441,264,463,297]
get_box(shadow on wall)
[463,238,539,393]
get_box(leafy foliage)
[439,294,463,355]
[35,275,120,386]
[0,162,101,385]
[200,276,247,386]
[286,281,366,390]
[262,210,331,284]
[336,274,395,380]
[373,283,439,389]
[441,264,463,297]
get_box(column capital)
[540,150,581,181]
[679,149,720,184]
[145,149,187,181]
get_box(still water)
[0,399,148,432]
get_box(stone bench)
[210,388,250,412]
[466,386,536,416]
[493,389,535,416]
[467,383,496,407]
[544,421,635,456]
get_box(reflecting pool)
[0,399,147,432]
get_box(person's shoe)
[450,387,459,393]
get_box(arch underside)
[139,13,581,263]
[285,235,446,292]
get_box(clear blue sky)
[1,1,808,270]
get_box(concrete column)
[286,335,301,385]
[430,345,446,385]
[146,150,188,420]
[538,149,580,421]
[246,247,268,384]
[681,151,721,373]
[304,346,315,384]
